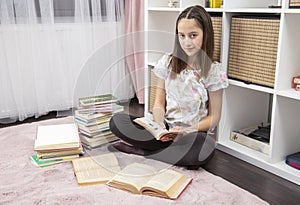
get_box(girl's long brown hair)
[170,5,214,78]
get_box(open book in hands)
[133,117,195,141]
[106,163,192,199]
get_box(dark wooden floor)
[1,97,300,205]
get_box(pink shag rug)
[0,116,269,205]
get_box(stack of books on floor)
[75,94,123,149]
[31,123,84,168]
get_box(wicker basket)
[211,15,222,62]
[228,15,280,88]
[290,0,300,7]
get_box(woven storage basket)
[228,15,280,88]
[211,15,222,62]
[290,0,300,7]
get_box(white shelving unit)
[144,0,300,185]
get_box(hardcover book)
[286,152,300,170]
[230,131,270,155]
[106,163,192,199]
[79,94,117,107]
[79,133,118,149]
[30,154,77,168]
[34,123,81,151]
[36,144,84,159]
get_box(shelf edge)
[229,79,274,94]
[217,142,300,186]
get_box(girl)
[109,5,228,169]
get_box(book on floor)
[106,162,192,199]
[76,104,123,114]
[80,133,118,150]
[77,122,110,134]
[72,153,121,186]
[30,154,77,168]
[75,113,110,126]
[34,123,81,151]
[36,144,84,159]
[133,117,195,140]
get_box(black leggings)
[109,113,216,167]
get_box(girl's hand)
[160,126,184,142]
[160,133,178,142]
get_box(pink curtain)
[125,0,145,104]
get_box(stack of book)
[31,123,84,168]
[75,94,123,149]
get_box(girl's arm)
[152,77,166,129]
[190,89,224,132]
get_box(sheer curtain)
[0,0,134,123]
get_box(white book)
[230,131,270,155]
[34,123,81,151]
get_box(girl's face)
[177,18,203,57]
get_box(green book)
[79,94,118,106]
[30,154,68,168]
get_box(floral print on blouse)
[153,54,229,128]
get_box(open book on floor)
[106,163,192,199]
[133,117,195,140]
[72,153,121,186]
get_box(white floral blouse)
[153,54,229,128]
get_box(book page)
[72,153,121,185]
[75,165,121,185]
[107,163,157,193]
[142,169,182,193]
[141,169,192,199]
[72,153,119,172]
[133,117,166,140]
[133,117,195,140]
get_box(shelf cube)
[228,15,280,88]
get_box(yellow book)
[210,0,222,8]
[72,153,121,186]
[37,144,84,159]
[107,163,192,200]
